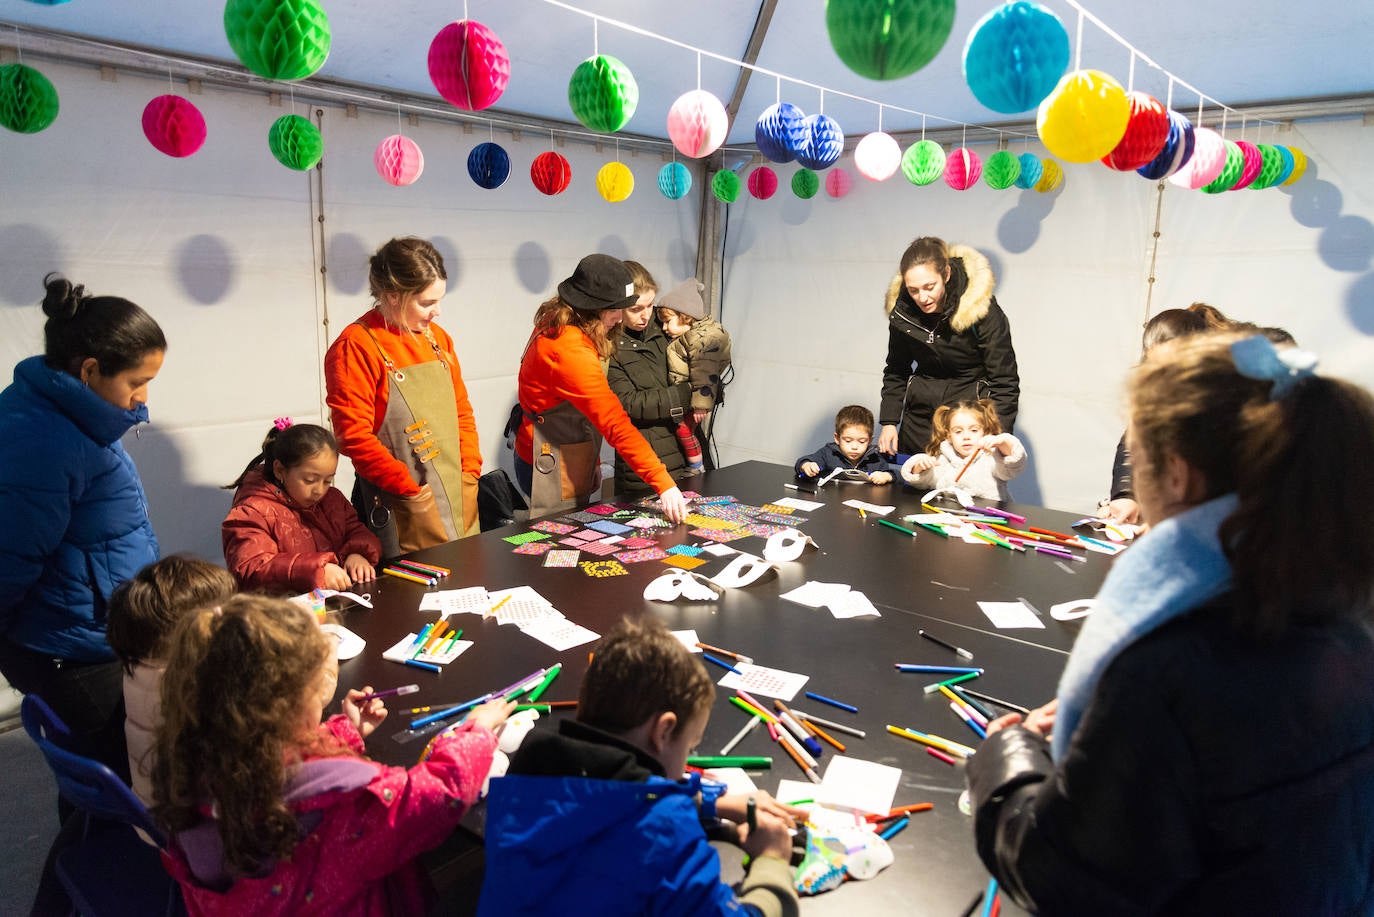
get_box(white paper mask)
[710,552,777,589]
[643,569,724,602]
[763,528,816,563]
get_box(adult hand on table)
[878,424,900,457]
[658,486,689,524]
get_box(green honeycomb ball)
[224,0,332,81]
[268,114,322,170]
[568,55,638,133]
[0,64,59,134]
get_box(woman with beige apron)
[513,254,689,524]
[325,237,481,557]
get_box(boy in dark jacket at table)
[477,617,801,917]
[795,405,894,483]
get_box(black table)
[331,461,1112,915]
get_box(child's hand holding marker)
[343,686,389,738]
[799,461,821,478]
[717,791,807,831]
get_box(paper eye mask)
[709,552,777,589]
[763,528,816,563]
[643,569,724,602]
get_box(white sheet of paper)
[702,767,757,796]
[774,496,825,512]
[701,543,737,557]
[841,499,895,516]
[829,590,880,619]
[494,600,564,628]
[978,600,1046,629]
[779,581,851,609]
[819,756,902,816]
[716,663,809,701]
[518,616,599,651]
[774,778,818,810]
[672,629,702,652]
[419,587,492,618]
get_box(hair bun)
[41,273,86,320]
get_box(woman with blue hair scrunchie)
[966,332,1374,915]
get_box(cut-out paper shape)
[1051,599,1096,621]
[709,553,776,589]
[978,600,1046,629]
[780,581,852,609]
[644,569,724,602]
[763,528,816,563]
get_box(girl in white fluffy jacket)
[900,399,1025,502]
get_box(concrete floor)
[0,717,61,917]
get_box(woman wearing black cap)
[514,254,689,523]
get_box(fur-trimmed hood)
[883,244,996,333]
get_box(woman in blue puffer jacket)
[0,273,166,774]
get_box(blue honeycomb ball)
[658,161,692,200]
[796,114,843,170]
[963,1,1069,114]
[1013,153,1043,189]
[467,141,511,190]
[755,102,807,163]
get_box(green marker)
[687,755,773,769]
[877,517,920,538]
[514,703,551,713]
[525,663,562,703]
[922,671,981,694]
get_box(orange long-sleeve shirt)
[516,326,674,496]
[324,310,481,497]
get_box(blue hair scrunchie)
[1231,335,1318,400]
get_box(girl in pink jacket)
[222,421,381,593]
[153,595,513,916]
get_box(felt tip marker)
[402,658,441,674]
[918,629,975,660]
[895,664,985,675]
[358,684,420,702]
[701,652,742,675]
[803,691,858,713]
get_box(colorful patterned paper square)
[587,519,633,536]
[503,530,552,546]
[666,544,705,557]
[567,511,602,523]
[617,537,658,550]
[626,516,672,529]
[531,520,579,535]
[755,512,807,526]
[581,560,629,577]
[560,537,591,548]
[741,522,788,538]
[543,549,581,568]
[512,541,554,555]
[615,547,669,563]
[563,529,603,542]
[578,539,622,556]
[583,504,619,516]
[758,503,796,515]
[684,514,742,531]
[662,554,708,570]
[694,494,737,505]
[689,527,749,543]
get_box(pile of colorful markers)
[900,503,1127,563]
[381,559,450,586]
[708,688,866,784]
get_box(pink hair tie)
[273,416,294,431]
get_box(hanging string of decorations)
[2,0,1310,201]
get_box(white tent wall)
[711,117,1374,513]
[0,58,698,560]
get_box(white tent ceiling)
[5,0,1371,148]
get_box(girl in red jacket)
[154,595,513,916]
[222,421,381,593]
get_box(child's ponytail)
[225,419,338,490]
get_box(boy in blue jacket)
[478,617,800,917]
[795,405,894,483]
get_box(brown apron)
[354,323,477,556]
[524,399,603,519]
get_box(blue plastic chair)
[21,694,185,917]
